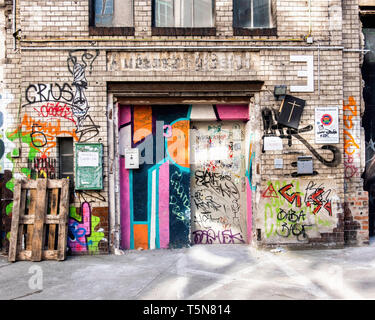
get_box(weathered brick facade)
[0,0,370,254]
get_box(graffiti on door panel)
[191,122,247,244]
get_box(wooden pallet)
[8,178,70,262]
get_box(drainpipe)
[12,0,16,50]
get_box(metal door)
[190,121,247,244]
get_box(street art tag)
[258,179,339,244]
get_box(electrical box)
[297,156,313,175]
[274,158,283,169]
[125,148,139,169]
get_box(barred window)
[58,138,74,189]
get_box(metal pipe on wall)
[12,0,15,50]
[20,45,346,51]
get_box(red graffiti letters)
[33,102,76,124]
[278,184,302,207]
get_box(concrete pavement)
[2,240,375,300]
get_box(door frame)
[107,83,262,252]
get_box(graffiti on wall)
[68,201,107,253]
[119,104,252,250]
[21,49,100,157]
[0,100,4,173]
[343,97,361,181]
[119,105,191,250]
[1,51,106,254]
[8,113,78,159]
[29,157,56,179]
[67,50,100,141]
[259,179,338,243]
[190,122,247,245]
[261,108,341,170]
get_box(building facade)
[0,0,372,255]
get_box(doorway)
[117,102,253,250]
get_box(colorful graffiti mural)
[68,201,107,254]
[119,105,191,250]
[1,50,107,254]
[119,104,252,250]
[259,179,338,243]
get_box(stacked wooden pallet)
[8,178,70,262]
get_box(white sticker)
[78,152,99,167]
[264,136,283,151]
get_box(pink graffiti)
[68,202,92,252]
[344,154,359,179]
[163,124,172,138]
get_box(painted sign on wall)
[108,52,260,73]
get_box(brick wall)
[0,0,369,253]
[342,0,369,245]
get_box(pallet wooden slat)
[31,179,47,262]
[20,215,61,224]
[57,179,69,261]
[16,189,27,254]
[8,181,22,262]
[26,189,37,251]
[48,188,60,250]
[8,178,70,262]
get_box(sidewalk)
[1,241,375,300]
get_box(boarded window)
[234,0,271,28]
[94,0,133,27]
[154,0,214,27]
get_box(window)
[58,138,74,189]
[153,0,215,36]
[89,0,134,36]
[233,0,276,36]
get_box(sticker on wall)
[263,136,283,151]
[274,158,283,169]
[315,107,339,144]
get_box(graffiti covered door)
[190,121,247,244]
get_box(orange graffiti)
[343,97,360,156]
[343,96,358,130]
[9,113,78,158]
[343,129,359,155]
[133,224,149,250]
[133,105,152,144]
[167,120,190,168]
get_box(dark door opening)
[361,26,375,237]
